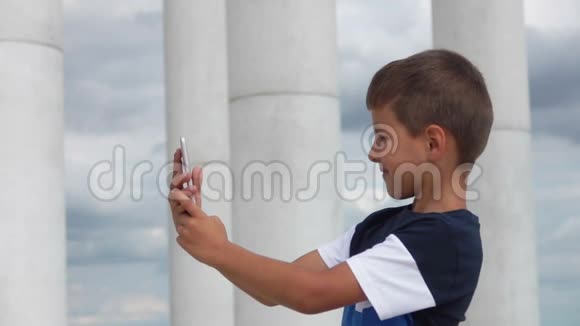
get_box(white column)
[164,1,233,326]
[227,1,343,325]
[0,1,66,325]
[432,1,539,325]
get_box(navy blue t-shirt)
[317,203,482,326]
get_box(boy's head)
[366,49,493,200]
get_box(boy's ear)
[424,124,446,159]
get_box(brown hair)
[366,49,493,165]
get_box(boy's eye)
[375,135,387,144]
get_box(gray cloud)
[63,4,171,267]
[527,27,580,142]
[337,14,580,146]
[66,193,169,266]
[64,11,164,134]
[64,138,174,266]
[527,27,580,110]
[531,106,580,142]
[65,182,171,323]
[531,133,580,326]
[68,263,169,326]
[336,0,432,131]
[62,3,171,325]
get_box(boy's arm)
[218,269,277,306]
[171,190,367,314]
[169,163,329,308]
[213,242,367,314]
[170,164,359,312]
[292,249,330,272]
[224,249,330,307]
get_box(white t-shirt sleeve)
[345,234,436,320]
[316,224,357,268]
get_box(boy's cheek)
[385,173,415,200]
[383,174,396,198]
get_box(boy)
[168,49,493,325]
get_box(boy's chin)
[385,187,399,200]
[386,186,413,201]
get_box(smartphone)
[180,136,194,191]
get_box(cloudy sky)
[62,0,580,325]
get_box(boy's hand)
[170,189,229,267]
[168,149,204,224]
[168,148,228,266]
[168,149,194,229]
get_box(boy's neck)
[411,196,467,213]
[411,174,468,213]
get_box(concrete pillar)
[227,1,343,325]
[432,1,539,325]
[164,1,233,326]
[0,0,66,325]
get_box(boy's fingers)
[177,225,190,237]
[192,166,202,189]
[169,186,194,217]
[170,172,191,190]
[172,150,179,178]
[193,186,202,208]
[168,186,186,202]
[175,214,193,229]
[175,204,185,214]
[172,190,204,218]
[182,187,194,198]
[172,148,183,179]
[191,166,203,207]
[169,201,178,214]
